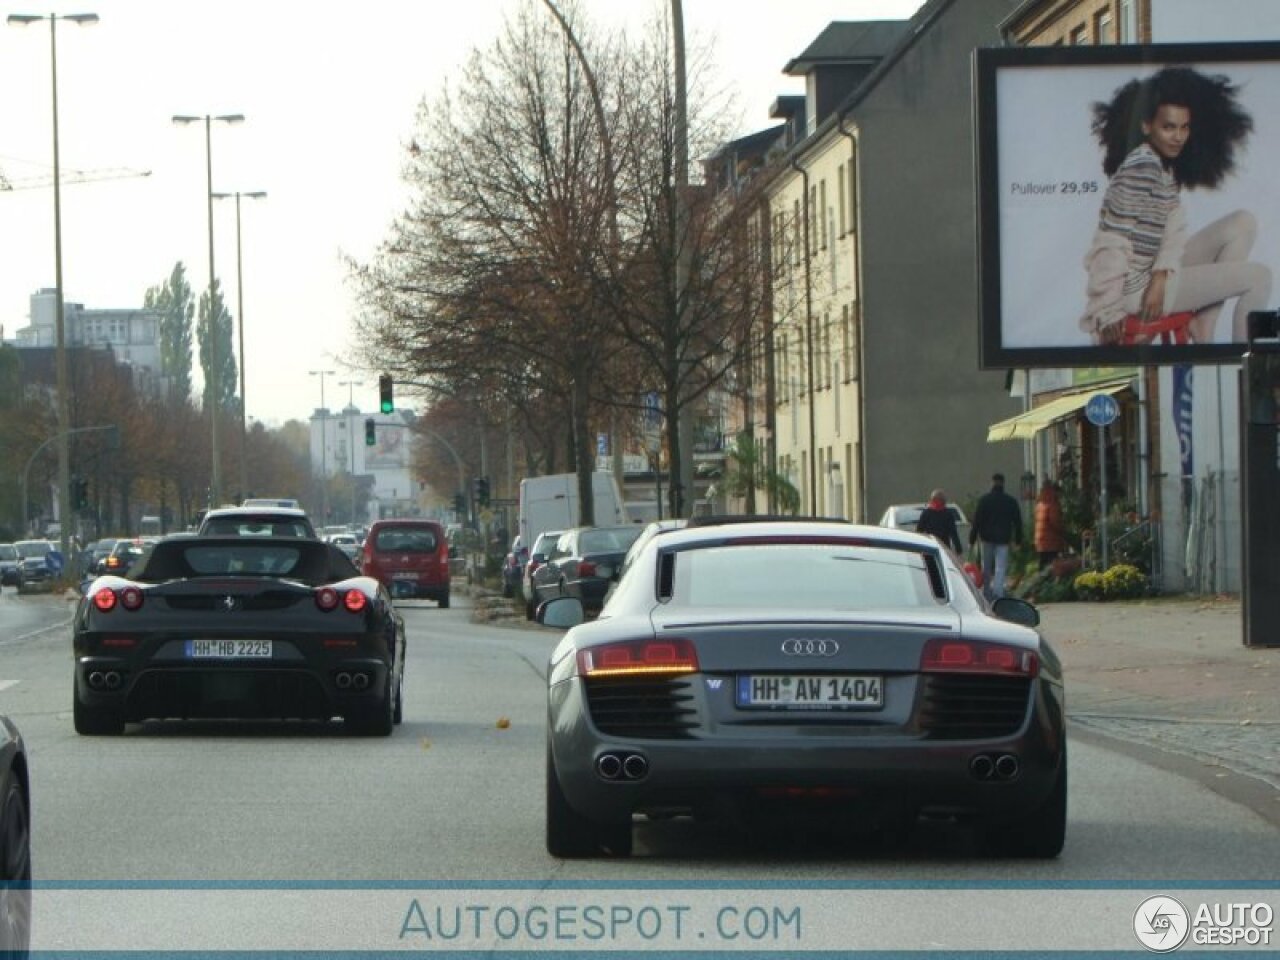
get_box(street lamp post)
[8,11,99,555]
[173,112,245,507]
[310,369,336,524]
[212,190,266,501]
[339,379,362,524]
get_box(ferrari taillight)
[120,586,144,611]
[920,638,1038,678]
[343,590,368,613]
[315,587,340,611]
[92,589,117,612]
[577,639,699,678]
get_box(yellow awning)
[986,382,1130,443]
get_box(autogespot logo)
[1134,895,1190,952]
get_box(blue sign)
[1085,392,1119,427]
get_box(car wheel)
[1,776,31,885]
[545,746,633,858]
[346,673,394,737]
[438,592,450,609]
[72,681,125,736]
[393,671,404,726]
[525,594,536,620]
[985,748,1066,859]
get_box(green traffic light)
[379,374,394,414]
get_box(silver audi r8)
[541,520,1065,858]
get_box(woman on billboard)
[1080,66,1271,345]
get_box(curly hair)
[1091,65,1253,189]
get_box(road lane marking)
[0,680,18,693]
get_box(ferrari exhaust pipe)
[352,672,370,691]
[88,671,105,690]
[104,671,122,690]
[995,754,1020,780]
[622,754,649,781]
[596,753,623,780]
[969,754,995,781]
[335,672,353,689]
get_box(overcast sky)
[0,0,923,425]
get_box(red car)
[360,519,453,607]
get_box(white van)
[518,472,627,552]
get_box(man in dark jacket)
[916,489,963,554]
[969,473,1023,601]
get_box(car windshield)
[374,527,438,552]
[667,542,943,610]
[15,541,52,559]
[203,519,312,537]
[0,545,17,561]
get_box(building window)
[793,199,802,266]
[1118,0,1136,42]
[847,163,857,233]
[109,316,127,344]
[819,180,828,250]
[1095,9,1114,44]
[808,186,817,255]
[1070,24,1087,45]
[837,164,846,237]
[821,313,832,389]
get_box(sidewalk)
[1039,596,1280,794]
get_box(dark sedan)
[72,536,405,736]
[1,714,31,954]
[529,525,643,616]
[540,520,1065,859]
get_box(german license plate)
[737,674,883,710]
[392,572,418,580]
[185,639,272,659]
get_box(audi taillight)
[315,587,340,611]
[343,590,368,613]
[920,638,1038,677]
[577,639,699,678]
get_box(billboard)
[976,42,1280,368]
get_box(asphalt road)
[2,587,1279,887]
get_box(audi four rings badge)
[780,639,839,656]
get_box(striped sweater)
[1080,143,1187,337]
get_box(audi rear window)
[666,543,942,610]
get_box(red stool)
[1120,311,1195,345]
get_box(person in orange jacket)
[1034,480,1068,571]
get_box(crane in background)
[0,165,151,192]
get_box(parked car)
[879,502,972,548]
[197,506,317,539]
[522,529,565,620]
[0,713,30,955]
[529,525,644,617]
[72,535,404,735]
[13,540,59,593]
[502,535,526,599]
[0,543,23,590]
[538,520,1064,859]
[360,519,452,608]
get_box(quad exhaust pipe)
[969,753,1019,782]
[596,751,648,782]
[335,671,372,691]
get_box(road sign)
[1085,392,1119,427]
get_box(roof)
[784,20,914,75]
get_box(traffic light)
[452,492,466,513]
[364,417,376,446]
[379,374,394,414]
[71,477,89,510]
[474,476,490,507]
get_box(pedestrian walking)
[969,473,1023,600]
[915,489,962,555]
[1034,480,1068,570]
